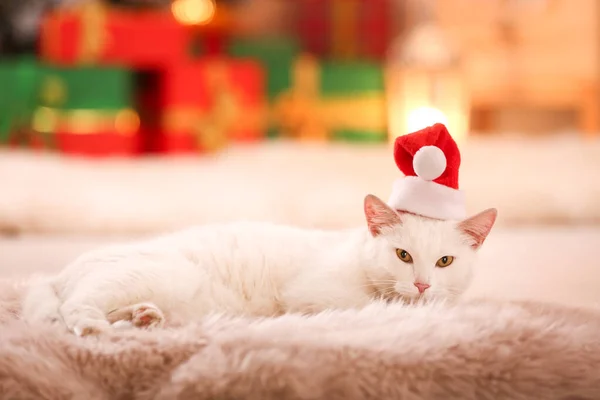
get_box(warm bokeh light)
[386,68,469,143]
[40,76,66,106]
[32,107,140,135]
[406,107,449,133]
[69,110,103,134]
[115,109,141,136]
[171,0,216,25]
[32,107,58,133]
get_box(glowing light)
[69,110,101,134]
[172,0,215,25]
[406,106,449,133]
[115,109,140,136]
[40,76,66,106]
[32,107,58,133]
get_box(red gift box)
[56,131,139,157]
[157,58,268,154]
[39,1,190,68]
[295,0,391,61]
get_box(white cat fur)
[22,194,497,336]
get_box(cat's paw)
[130,303,165,329]
[111,320,134,330]
[105,302,165,330]
[72,319,111,337]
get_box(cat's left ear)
[458,208,498,250]
[364,194,402,237]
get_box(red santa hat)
[387,123,466,221]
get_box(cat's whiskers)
[364,280,396,288]
[360,279,398,299]
[369,279,397,284]
[376,287,403,302]
[359,283,394,290]
[359,278,395,288]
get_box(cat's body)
[22,195,497,336]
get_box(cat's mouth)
[400,295,430,305]
[379,289,420,304]
[375,283,431,304]
[385,289,431,305]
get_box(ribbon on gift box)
[40,0,108,64]
[77,0,108,64]
[40,9,62,60]
[31,107,140,136]
[272,53,387,141]
[331,0,359,60]
[162,61,268,152]
[40,75,67,107]
[195,60,240,151]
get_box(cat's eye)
[396,249,413,263]
[436,256,454,268]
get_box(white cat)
[22,194,497,336]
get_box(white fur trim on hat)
[387,176,466,221]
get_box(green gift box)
[0,57,42,143]
[37,66,134,111]
[32,66,140,156]
[270,55,388,142]
[228,38,387,142]
[228,37,300,138]
[33,66,136,137]
[228,37,300,101]
[1,62,137,149]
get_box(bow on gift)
[272,55,327,141]
[163,61,268,153]
[272,54,388,141]
[330,0,360,60]
[41,0,108,64]
[193,61,239,151]
[78,0,108,64]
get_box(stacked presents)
[0,0,394,157]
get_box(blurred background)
[0,0,599,307]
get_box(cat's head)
[363,194,497,303]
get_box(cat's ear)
[364,194,402,237]
[458,208,498,250]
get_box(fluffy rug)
[1,278,600,399]
[1,135,600,235]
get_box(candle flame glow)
[172,0,215,25]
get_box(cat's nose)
[414,282,430,294]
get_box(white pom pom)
[413,146,446,181]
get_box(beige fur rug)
[1,278,600,400]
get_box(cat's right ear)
[364,194,402,237]
[458,208,498,250]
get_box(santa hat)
[387,123,466,221]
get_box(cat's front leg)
[282,278,373,314]
[59,300,112,337]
